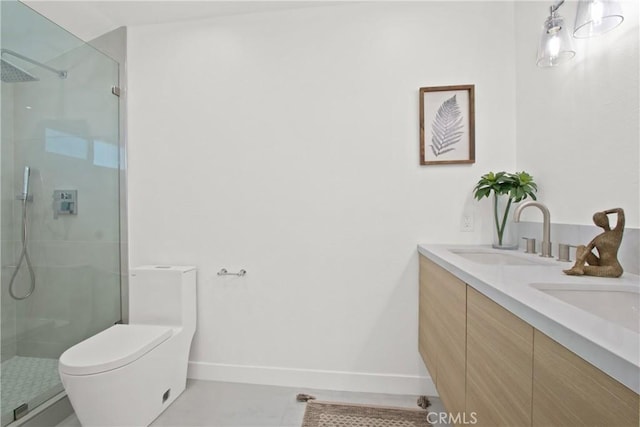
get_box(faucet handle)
[522,237,536,254]
[557,243,577,262]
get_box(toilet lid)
[59,324,172,376]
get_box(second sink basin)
[450,249,548,266]
[531,283,640,333]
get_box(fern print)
[430,94,464,157]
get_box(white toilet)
[59,265,196,426]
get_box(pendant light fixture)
[573,0,624,38]
[537,1,576,67]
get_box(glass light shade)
[574,0,624,38]
[537,14,576,67]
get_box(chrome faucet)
[513,201,552,258]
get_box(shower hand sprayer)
[9,166,36,300]
[20,166,32,201]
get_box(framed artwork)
[420,84,475,165]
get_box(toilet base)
[61,328,191,427]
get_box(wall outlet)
[461,213,474,232]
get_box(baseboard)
[187,361,437,396]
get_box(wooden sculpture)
[563,208,624,278]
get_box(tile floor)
[1,356,63,424]
[57,380,450,427]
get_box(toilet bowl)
[59,266,196,427]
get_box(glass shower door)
[1,2,122,424]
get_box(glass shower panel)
[1,2,121,424]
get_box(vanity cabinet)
[466,287,533,427]
[418,254,639,427]
[418,256,466,417]
[532,330,639,427]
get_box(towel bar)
[217,268,246,277]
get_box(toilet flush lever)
[217,268,246,277]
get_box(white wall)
[514,0,639,227]
[128,2,516,394]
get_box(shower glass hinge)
[14,403,28,421]
[111,86,121,97]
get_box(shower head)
[0,49,67,82]
[1,59,39,83]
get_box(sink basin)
[531,283,640,333]
[450,249,547,266]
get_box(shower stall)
[1,2,123,425]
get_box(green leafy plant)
[473,171,538,246]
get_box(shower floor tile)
[1,356,63,420]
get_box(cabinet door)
[418,255,439,382]
[533,330,640,427]
[466,287,533,427]
[419,256,466,416]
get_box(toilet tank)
[129,266,196,331]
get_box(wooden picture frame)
[420,85,475,165]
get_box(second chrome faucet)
[513,201,553,258]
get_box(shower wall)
[6,43,121,358]
[1,84,17,362]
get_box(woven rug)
[301,401,431,427]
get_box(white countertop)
[417,244,640,394]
